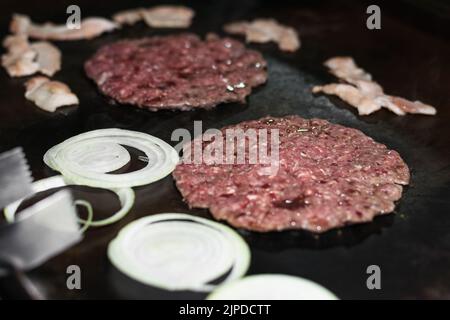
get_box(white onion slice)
[108,213,250,292]
[207,274,338,300]
[4,175,135,227]
[67,141,131,173]
[44,129,179,188]
[75,199,93,233]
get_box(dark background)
[0,0,449,299]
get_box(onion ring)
[207,274,338,300]
[4,175,135,227]
[108,213,250,292]
[44,129,179,188]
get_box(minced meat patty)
[84,33,267,111]
[173,115,410,233]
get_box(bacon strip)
[224,19,300,52]
[113,5,194,28]
[1,34,61,77]
[324,56,372,84]
[11,14,117,41]
[386,96,436,116]
[313,57,436,116]
[112,8,144,25]
[30,42,61,76]
[2,35,38,76]
[25,76,79,112]
[313,84,382,115]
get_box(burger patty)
[84,34,267,111]
[173,116,410,233]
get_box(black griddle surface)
[0,0,449,299]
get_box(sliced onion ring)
[108,213,250,292]
[44,129,179,188]
[207,274,338,300]
[4,175,135,227]
[75,199,94,233]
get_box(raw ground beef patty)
[173,115,410,233]
[84,33,267,111]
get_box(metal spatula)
[0,147,33,209]
[0,190,83,299]
[0,190,82,274]
[0,148,83,299]
[0,147,81,271]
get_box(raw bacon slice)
[10,14,117,41]
[24,76,79,112]
[313,57,436,116]
[1,34,61,77]
[113,6,194,28]
[224,19,300,52]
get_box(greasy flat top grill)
[0,0,449,299]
